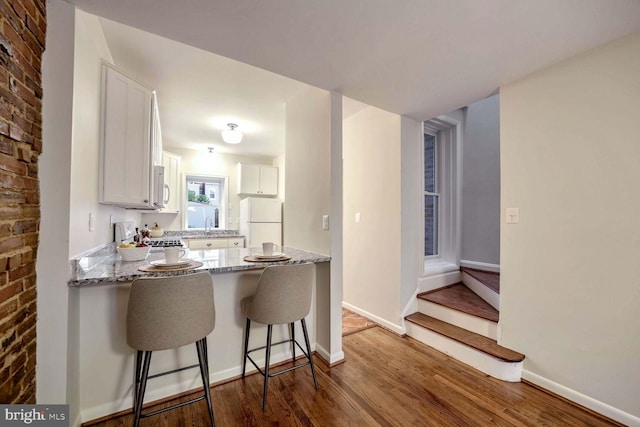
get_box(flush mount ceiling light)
[221,123,243,144]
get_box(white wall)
[38,0,75,419]
[68,11,140,257]
[343,104,403,331]
[461,94,500,266]
[284,87,332,255]
[141,147,275,231]
[284,86,341,363]
[400,116,423,314]
[500,31,640,424]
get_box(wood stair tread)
[405,312,525,362]
[462,267,500,294]
[418,283,499,322]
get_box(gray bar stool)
[126,271,216,426]
[241,263,318,411]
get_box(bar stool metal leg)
[196,338,215,426]
[242,318,251,377]
[133,351,152,427]
[301,318,318,390]
[262,324,273,412]
[290,322,296,363]
[133,350,143,409]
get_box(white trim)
[522,370,640,427]
[417,299,498,339]
[418,269,461,293]
[401,288,419,318]
[406,321,522,382]
[315,343,345,366]
[342,302,405,335]
[422,116,462,273]
[460,260,501,273]
[462,272,500,311]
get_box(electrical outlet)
[355,212,361,223]
[506,208,520,224]
[89,213,95,231]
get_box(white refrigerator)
[239,198,282,248]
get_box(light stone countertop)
[68,245,330,287]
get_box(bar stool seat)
[241,263,318,411]
[126,271,216,426]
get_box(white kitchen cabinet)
[237,163,278,196]
[99,64,155,208]
[227,238,244,248]
[187,237,245,250]
[161,151,181,213]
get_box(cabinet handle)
[233,242,239,246]
[143,199,149,203]
[206,243,212,247]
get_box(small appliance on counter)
[114,221,185,252]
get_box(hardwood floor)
[85,327,619,427]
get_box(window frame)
[183,173,228,230]
[422,116,462,274]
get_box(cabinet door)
[161,151,181,212]
[188,239,228,250]
[227,238,244,248]
[259,166,278,196]
[100,65,153,207]
[237,163,260,195]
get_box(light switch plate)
[322,215,329,230]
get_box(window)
[185,174,226,229]
[423,117,461,272]
[424,132,439,256]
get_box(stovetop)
[147,238,185,248]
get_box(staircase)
[405,268,525,382]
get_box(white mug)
[262,242,279,256]
[165,247,186,263]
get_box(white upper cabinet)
[237,163,278,196]
[99,64,155,208]
[161,151,181,213]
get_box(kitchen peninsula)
[68,245,331,422]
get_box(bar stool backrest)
[244,263,314,325]
[127,272,215,351]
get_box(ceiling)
[71,0,640,157]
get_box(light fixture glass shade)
[222,123,243,144]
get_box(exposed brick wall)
[0,0,45,404]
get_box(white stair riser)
[417,299,498,340]
[406,322,522,382]
[462,272,500,310]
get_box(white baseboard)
[315,343,344,365]
[462,271,500,310]
[342,302,405,335]
[80,349,298,423]
[460,260,500,273]
[418,270,461,293]
[401,288,419,318]
[522,370,640,427]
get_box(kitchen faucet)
[204,216,214,233]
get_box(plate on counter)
[149,259,191,268]
[255,252,284,260]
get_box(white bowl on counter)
[117,246,151,262]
